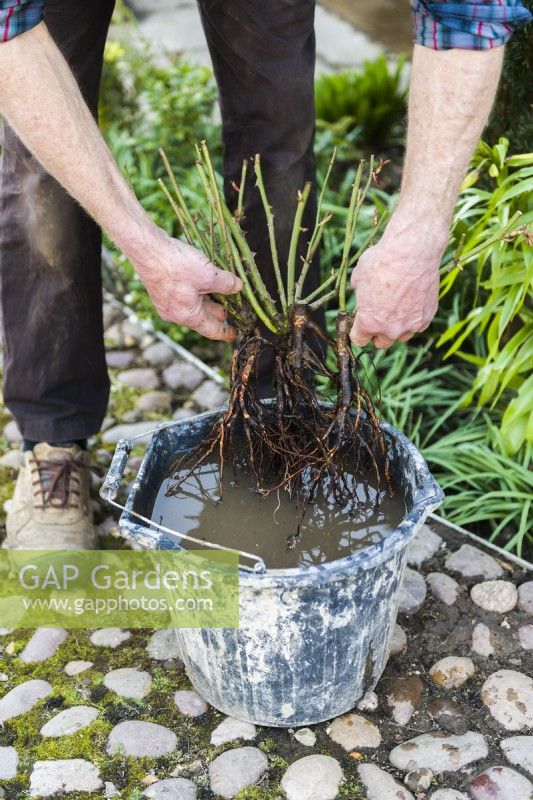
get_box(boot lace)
[31,457,89,509]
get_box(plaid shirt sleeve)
[1,0,44,43]
[412,0,532,49]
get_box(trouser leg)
[198,0,324,395]
[0,0,115,443]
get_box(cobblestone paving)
[0,302,532,798]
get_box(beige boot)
[5,443,97,550]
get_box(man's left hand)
[350,220,447,349]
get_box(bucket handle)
[100,432,267,574]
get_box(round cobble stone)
[389,732,488,773]
[518,625,533,651]
[209,747,268,799]
[386,676,424,725]
[146,629,182,661]
[90,628,131,648]
[174,690,207,717]
[191,380,228,410]
[469,766,533,800]
[143,342,174,367]
[481,670,533,731]
[445,544,503,579]
[472,623,495,657]
[518,582,533,614]
[143,778,197,799]
[281,754,344,800]
[64,660,93,676]
[500,736,533,777]
[405,767,433,792]
[29,759,102,797]
[398,568,427,615]
[210,717,256,746]
[390,623,408,654]
[358,764,414,800]
[427,572,460,606]
[163,362,204,392]
[471,580,518,613]
[327,713,381,750]
[0,746,17,780]
[41,706,99,738]
[19,628,68,663]
[107,721,177,757]
[294,727,317,747]
[117,367,159,390]
[406,526,442,567]
[430,656,475,689]
[0,679,52,722]
[103,668,152,699]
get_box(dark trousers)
[0,0,320,442]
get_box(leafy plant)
[438,138,533,455]
[370,342,532,558]
[314,55,407,149]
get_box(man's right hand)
[133,229,243,342]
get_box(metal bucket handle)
[100,422,267,574]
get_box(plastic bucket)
[102,408,443,726]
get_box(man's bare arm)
[350,44,504,349]
[0,22,241,341]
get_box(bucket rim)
[118,408,444,587]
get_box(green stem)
[157,179,193,245]
[347,209,389,269]
[301,271,337,305]
[309,288,338,310]
[254,154,287,312]
[198,141,234,272]
[287,182,311,307]
[294,214,332,302]
[338,157,374,311]
[440,211,523,274]
[237,158,247,219]
[226,237,279,333]
[221,203,280,324]
[293,152,336,304]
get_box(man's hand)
[133,231,242,342]
[350,219,447,349]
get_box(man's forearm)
[351,44,505,348]
[0,22,154,263]
[0,22,241,340]
[393,43,505,237]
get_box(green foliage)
[99,34,218,231]
[314,55,407,150]
[371,342,532,557]
[438,139,533,455]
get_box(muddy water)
[322,0,413,53]
[151,457,405,569]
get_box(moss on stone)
[234,787,283,800]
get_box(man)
[0,0,530,550]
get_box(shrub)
[314,54,407,149]
[439,138,533,455]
